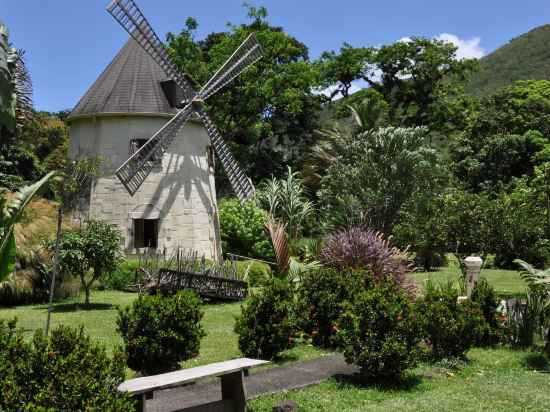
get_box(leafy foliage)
[218,197,274,260]
[471,278,503,345]
[100,259,140,291]
[0,319,133,410]
[258,167,314,239]
[415,282,486,360]
[337,276,420,381]
[166,5,322,184]
[235,278,297,360]
[296,267,363,347]
[57,220,123,305]
[117,291,205,375]
[319,227,413,291]
[316,44,371,99]
[365,37,477,132]
[319,126,444,233]
[0,171,54,281]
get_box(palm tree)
[302,96,386,192]
[0,20,33,139]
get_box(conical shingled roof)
[68,39,177,119]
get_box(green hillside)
[467,25,550,97]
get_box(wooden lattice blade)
[107,0,195,101]
[198,32,263,101]
[115,104,194,195]
[196,108,255,201]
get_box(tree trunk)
[45,205,64,335]
[84,284,90,306]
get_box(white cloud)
[435,33,485,59]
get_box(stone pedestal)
[464,256,483,298]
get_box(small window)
[133,218,159,249]
[129,138,161,164]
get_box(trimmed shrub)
[234,259,272,287]
[337,276,420,381]
[101,259,140,291]
[117,291,205,375]
[296,267,363,347]
[319,226,414,292]
[219,197,274,261]
[235,279,296,360]
[0,319,133,411]
[471,278,503,345]
[416,282,486,360]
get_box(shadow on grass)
[522,352,550,372]
[35,302,114,313]
[334,372,422,392]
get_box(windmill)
[106,0,262,200]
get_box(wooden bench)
[118,358,269,412]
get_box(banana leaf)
[0,171,55,281]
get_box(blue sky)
[2,0,549,112]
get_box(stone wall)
[68,114,222,260]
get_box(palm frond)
[514,259,550,288]
[12,49,33,130]
[265,216,289,274]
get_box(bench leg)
[221,370,246,412]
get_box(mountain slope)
[467,25,550,97]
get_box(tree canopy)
[166,5,322,186]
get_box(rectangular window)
[133,218,159,248]
[129,138,161,164]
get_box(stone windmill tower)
[67,0,262,260]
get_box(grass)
[0,290,328,368]
[249,348,550,411]
[410,266,527,298]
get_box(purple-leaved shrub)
[319,227,414,292]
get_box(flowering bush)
[319,227,414,291]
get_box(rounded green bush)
[296,267,363,348]
[235,279,296,360]
[219,197,274,261]
[471,278,503,345]
[0,319,134,411]
[337,276,420,382]
[117,291,205,375]
[234,260,272,286]
[416,282,487,360]
[101,259,140,291]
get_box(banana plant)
[0,171,55,281]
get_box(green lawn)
[0,290,328,367]
[410,267,526,297]
[0,278,547,411]
[249,348,550,411]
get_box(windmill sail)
[107,0,262,200]
[196,108,255,201]
[198,33,263,101]
[107,0,195,101]
[116,103,194,195]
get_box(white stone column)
[464,256,483,298]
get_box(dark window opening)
[134,219,159,248]
[129,138,161,164]
[160,79,188,108]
